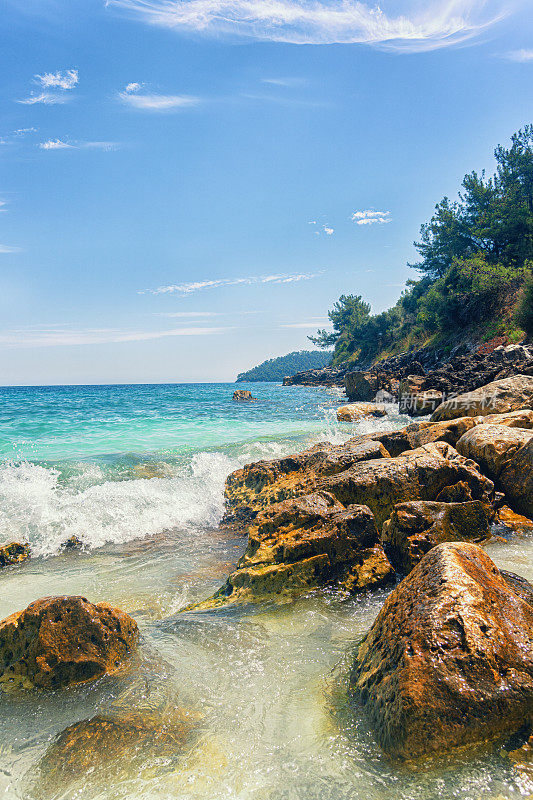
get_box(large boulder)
[351,542,533,760]
[336,403,386,422]
[499,437,533,518]
[381,500,490,573]
[431,375,533,422]
[345,372,378,402]
[189,491,394,610]
[0,596,138,690]
[399,376,443,417]
[223,438,389,524]
[233,390,255,402]
[456,423,533,479]
[322,442,494,527]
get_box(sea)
[0,382,531,800]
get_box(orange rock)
[351,542,533,760]
[497,505,533,533]
[0,596,138,690]
[0,542,30,567]
[188,491,394,609]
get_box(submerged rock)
[188,491,394,610]
[223,438,389,524]
[322,442,494,527]
[0,596,138,690]
[336,403,386,422]
[431,375,533,422]
[381,500,490,573]
[351,542,533,761]
[0,542,30,567]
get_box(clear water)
[0,383,531,800]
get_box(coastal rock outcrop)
[381,500,490,573]
[398,376,443,416]
[223,438,389,524]
[0,542,30,568]
[431,375,533,422]
[499,437,533,518]
[233,390,255,402]
[0,596,138,690]
[321,442,494,526]
[189,491,394,609]
[351,542,533,760]
[456,423,533,478]
[336,403,386,422]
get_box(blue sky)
[1,0,532,384]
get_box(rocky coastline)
[1,368,533,778]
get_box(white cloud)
[352,210,391,225]
[35,69,79,90]
[261,77,305,87]
[143,272,318,295]
[281,320,330,328]
[14,127,37,136]
[118,87,199,110]
[323,225,334,235]
[39,139,74,150]
[18,92,69,105]
[504,48,533,62]
[157,311,221,317]
[0,244,22,253]
[39,139,118,151]
[0,325,230,348]
[108,0,508,52]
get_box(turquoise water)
[0,383,531,800]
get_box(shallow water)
[0,382,532,800]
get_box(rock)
[351,542,533,760]
[431,375,533,422]
[499,437,533,518]
[322,442,494,527]
[37,709,196,791]
[483,409,533,429]
[189,491,394,610]
[336,403,386,422]
[345,372,378,402]
[61,536,83,551]
[497,505,533,533]
[0,596,138,690]
[223,438,389,524]
[0,542,29,567]
[381,500,490,573]
[233,390,255,402]
[456,423,533,479]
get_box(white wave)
[0,452,237,558]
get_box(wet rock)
[0,596,138,690]
[233,390,255,402]
[0,542,29,567]
[351,542,533,760]
[496,505,533,533]
[456,423,533,479]
[61,536,83,551]
[223,438,389,524]
[189,491,394,609]
[322,442,494,527]
[431,375,533,422]
[499,437,533,518]
[381,500,490,573]
[336,403,386,422]
[483,408,533,429]
[37,708,196,791]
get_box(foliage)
[236,350,332,382]
[515,268,533,337]
[311,127,533,363]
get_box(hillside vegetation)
[236,350,332,382]
[310,126,533,365]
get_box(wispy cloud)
[14,127,37,136]
[0,244,22,254]
[281,320,330,328]
[504,48,533,62]
[323,225,334,235]
[39,139,118,151]
[0,325,231,348]
[108,0,507,52]
[35,69,79,90]
[352,210,391,226]
[156,311,222,317]
[18,92,69,106]
[18,68,79,105]
[142,272,319,295]
[118,82,199,111]
[261,77,306,87]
